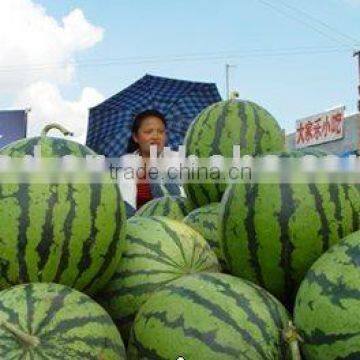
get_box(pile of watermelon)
[0,94,358,360]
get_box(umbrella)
[86,74,221,157]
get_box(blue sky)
[3,0,360,138]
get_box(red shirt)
[136,175,153,209]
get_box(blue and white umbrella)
[86,74,221,157]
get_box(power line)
[0,46,349,74]
[256,0,357,49]
[275,0,360,47]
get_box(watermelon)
[135,195,195,220]
[0,282,125,359]
[219,182,360,306]
[0,126,127,295]
[183,202,228,271]
[0,123,96,157]
[127,272,295,360]
[97,216,219,342]
[184,99,285,207]
[294,230,360,360]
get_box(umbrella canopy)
[86,74,221,157]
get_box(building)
[286,112,360,156]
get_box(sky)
[1,0,360,143]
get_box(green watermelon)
[0,127,127,295]
[127,272,294,360]
[184,99,285,207]
[183,202,228,270]
[135,195,195,220]
[97,216,219,342]
[0,123,95,157]
[0,282,125,359]
[294,230,360,360]
[219,182,360,306]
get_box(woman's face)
[133,116,166,156]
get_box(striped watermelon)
[97,216,219,342]
[184,99,285,207]
[294,230,360,360]
[0,282,125,359]
[219,182,360,306]
[0,128,127,294]
[183,202,228,271]
[0,123,95,157]
[127,272,294,359]
[135,195,195,220]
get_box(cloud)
[15,81,105,144]
[0,0,105,144]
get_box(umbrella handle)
[41,123,74,137]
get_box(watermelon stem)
[282,321,302,360]
[41,123,74,137]
[0,317,40,348]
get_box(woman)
[121,110,182,211]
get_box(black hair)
[126,109,167,153]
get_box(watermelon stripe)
[279,184,296,303]
[120,252,181,269]
[125,234,182,268]
[130,330,168,360]
[7,138,39,156]
[175,198,189,216]
[46,335,125,354]
[343,184,360,231]
[185,105,214,156]
[238,102,247,151]
[187,184,211,208]
[247,283,288,359]
[308,184,331,251]
[17,183,31,283]
[253,104,264,155]
[116,268,181,278]
[142,310,248,359]
[37,185,58,278]
[104,280,172,298]
[221,185,235,269]
[329,184,344,240]
[303,329,360,345]
[41,315,112,339]
[152,218,187,264]
[163,283,269,359]
[34,348,61,359]
[0,298,21,325]
[81,188,125,292]
[305,269,360,308]
[40,343,102,360]
[74,183,102,284]
[53,184,75,282]
[198,273,272,345]
[25,283,35,335]
[34,286,73,336]
[245,184,264,286]
[209,100,231,156]
[192,246,215,270]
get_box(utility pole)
[225,64,237,100]
[354,51,360,112]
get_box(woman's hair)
[126,109,167,153]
